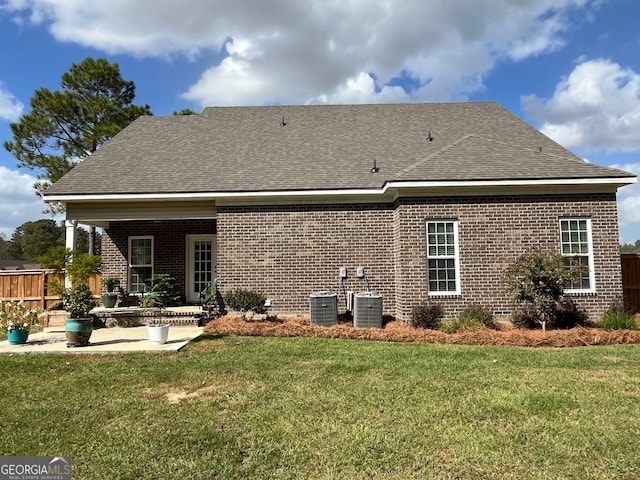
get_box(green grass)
[2,335,640,479]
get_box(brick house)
[43,103,636,321]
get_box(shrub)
[552,298,589,329]
[410,302,444,330]
[458,305,495,329]
[503,246,581,331]
[596,300,637,330]
[441,317,485,334]
[66,253,102,285]
[511,304,540,329]
[61,282,96,318]
[224,289,267,320]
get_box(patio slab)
[0,325,203,354]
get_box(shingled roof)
[44,102,634,197]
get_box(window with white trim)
[559,218,594,292]
[426,220,460,294]
[129,236,153,292]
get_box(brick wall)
[101,220,217,294]
[393,193,622,321]
[100,193,622,323]
[216,204,396,315]
[218,193,621,321]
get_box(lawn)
[1,334,639,479]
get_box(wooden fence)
[622,253,640,314]
[0,270,101,311]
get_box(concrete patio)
[0,325,204,354]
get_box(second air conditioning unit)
[353,292,383,328]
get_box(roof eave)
[44,175,637,205]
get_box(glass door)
[186,235,216,303]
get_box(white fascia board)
[387,177,636,189]
[44,176,636,204]
[45,188,389,203]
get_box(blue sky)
[0,0,638,243]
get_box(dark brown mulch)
[203,315,640,348]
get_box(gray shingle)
[44,102,634,197]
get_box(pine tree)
[4,58,151,253]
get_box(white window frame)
[426,220,461,295]
[559,218,595,294]
[129,236,154,293]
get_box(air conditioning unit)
[309,291,338,327]
[353,292,383,328]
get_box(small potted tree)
[143,274,178,344]
[101,277,120,308]
[61,282,97,346]
[61,253,101,347]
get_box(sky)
[0,0,639,243]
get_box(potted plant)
[0,300,41,345]
[61,282,97,347]
[147,317,170,344]
[142,273,179,309]
[142,274,177,344]
[61,253,102,347]
[101,277,120,308]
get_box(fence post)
[40,270,46,310]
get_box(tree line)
[0,219,99,263]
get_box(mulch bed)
[203,315,640,348]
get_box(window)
[129,236,153,292]
[426,220,460,294]
[559,218,594,292]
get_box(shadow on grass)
[188,333,228,343]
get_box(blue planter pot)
[101,293,118,308]
[65,318,93,347]
[7,329,29,345]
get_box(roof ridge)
[479,136,574,160]
[394,134,475,178]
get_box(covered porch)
[63,198,218,306]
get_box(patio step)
[93,308,205,327]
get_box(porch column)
[65,220,77,288]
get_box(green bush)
[503,246,580,330]
[410,302,444,330]
[224,289,267,319]
[596,300,637,330]
[61,282,96,318]
[511,299,590,330]
[441,317,485,334]
[511,304,540,329]
[553,298,589,329]
[458,305,495,329]
[66,253,102,284]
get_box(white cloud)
[522,59,640,152]
[0,166,50,239]
[3,0,601,105]
[611,163,640,243]
[0,82,23,121]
